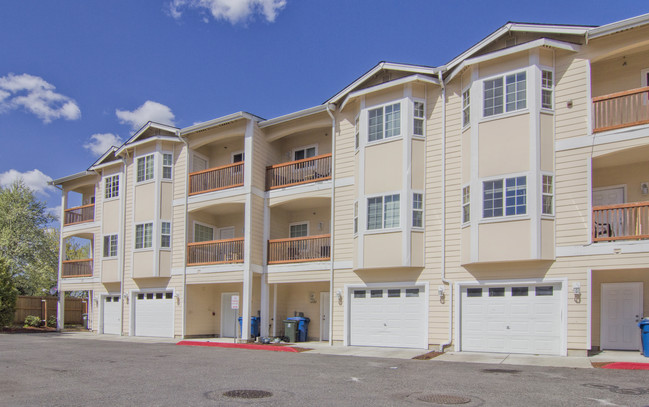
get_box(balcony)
[266,153,332,190]
[593,201,649,242]
[593,86,649,133]
[61,259,93,278]
[187,238,245,266]
[63,204,95,226]
[189,162,244,196]
[268,234,331,264]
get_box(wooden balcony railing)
[593,86,649,133]
[268,234,331,264]
[266,153,332,190]
[593,201,649,242]
[63,204,95,226]
[189,162,244,195]
[61,259,93,278]
[187,238,245,266]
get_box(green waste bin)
[283,320,297,342]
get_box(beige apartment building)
[53,13,649,356]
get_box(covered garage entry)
[132,291,174,338]
[102,295,121,335]
[460,282,564,355]
[348,286,427,349]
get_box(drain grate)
[222,389,273,399]
[416,394,472,404]
[481,368,520,374]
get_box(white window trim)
[103,174,120,202]
[412,191,424,229]
[291,145,318,161]
[540,66,555,112]
[103,234,118,259]
[289,221,309,238]
[162,151,173,181]
[365,192,401,232]
[461,184,471,226]
[366,100,403,145]
[135,153,155,184]
[192,220,216,243]
[134,222,154,251]
[541,172,555,218]
[160,220,171,250]
[412,99,426,139]
[480,68,529,120]
[461,86,471,129]
[231,150,245,163]
[480,172,530,221]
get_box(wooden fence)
[13,296,86,325]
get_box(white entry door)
[102,295,121,335]
[133,292,174,338]
[601,282,644,350]
[320,292,330,341]
[221,293,239,338]
[218,227,235,240]
[592,186,624,206]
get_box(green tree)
[0,180,56,295]
[0,258,18,327]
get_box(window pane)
[354,290,366,298]
[161,222,171,235]
[135,224,144,249]
[535,286,554,296]
[384,103,401,138]
[355,117,359,149]
[103,236,111,257]
[388,289,400,298]
[290,223,308,238]
[413,211,423,228]
[467,288,482,297]
[194,224,214,242]
[163,153,172,166]
[137,157,145,182]
[483,180,503,218]
[145,156,154,180]
[137,293,144,300]
[505,176,526,216]
[489,287,505,297]
[384,194,400,228]
[462,186,470,223]
[505,72,526,112]
[414,101,424,136]
[368,108,383,142]
[156,292,163,299]
[405,288,419,297]
[144,223,152,248]
[367,197,383,230]
[483,77,503,116]
[512,287,529,297]
[370,289,383,298]
[166,292,173,299]
[462,89,471,126]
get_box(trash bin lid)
[286,317,308,321]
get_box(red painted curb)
[600,362,649,370]
[176,340,300,352]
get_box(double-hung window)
[462,186,470,223]
[413,101,425,136]
[194,223,214,242]
[483,176,527,218]
[541,70,553,109]
[104,175,119,199]
[161,221,171,248]
[412,193,423,227]
[542,175,554,215]
[367,194,400,230]
[135,223,153,249]
[353,201,358,234]
[103,234,118,258]
[462,89,471,127]
[368,103,401,142]
[484,71,526,117]
[162,153,173,180]
[354,116,360,150]
[136,154,154,182]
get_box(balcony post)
[56,191,66,332]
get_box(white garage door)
[461,283,562,355]
[103,295,121,335]
[133,292,174,338]
[349,287,426,349]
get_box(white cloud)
[167,0,287,24]
[48,205,62,221]
[115,100,176,131]
[0,169,56,196]
[84,133,123,156]
[0,73,81,123]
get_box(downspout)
[437,70,453,352]
[326,103,336,346]
[179,132,190,339]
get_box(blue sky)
[0,0,647,215]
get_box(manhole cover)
[481,368,520,374]
[417,394,472,404]
[222,389,273,399]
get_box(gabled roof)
[122,121,179,145]
[88,146,120,170]
[588,12,649,40]
[180,111,262,136]
[50,171,96,186]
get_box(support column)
[56,190,67,331]
[260,273,269,337]
[240,120,254,341]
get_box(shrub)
[0,258,18,327]
[24,315,42,327]
[47,316,57,328]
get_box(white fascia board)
[340,74,440,111]
[89,146,118,168]
[123,121,180,145]
[115,135,181,156]
[588,13,649,39]
[180,111,261,136]
[447,38,581,82]
[89,160,122,171]
[50,171,95,186]
[258,104,333,128]
[327,62,441,105]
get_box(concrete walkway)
[435,350,649,368]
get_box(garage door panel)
[134,292,174,338]
[103,296,121,335]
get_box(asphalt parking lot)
[1,333,648,406]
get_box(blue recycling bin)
[639,319,649,357]
[238,316,260,338]
[286,317,310,342]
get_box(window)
[462,186,470,223]
[137,293,144,300]
[388,289,401,298]
[368,103,401,142]
[156,292,163,299]
[135,223,153,249]
[354,290,366,298]
[353,201,358,234]
[293,147,316,161]
[162,153,173,179]
[489,287,505,297]
[462,89,471,126]
[535,286,554,296]
[505,176,527,216]
[541,70,553,109]
[512,287,529,297]
[483,71,526,117]
[370,289,383,298]
[483,176,526,218]
[161,221,171,248]
[405,288,420,297]
[136,154,154,182]
[289,223,308,238]
[146,293,154,299]
[165,292,173,299]
[412,193,423,228]
[542,175,553,215]
[232,152,244,163]
[194,223,214,243]
[413,101,424,136]
[467,288,482,297]
[104,175,119,199]
[367,194,401,230]
[103,235,118,257]
[354,116,359,150]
